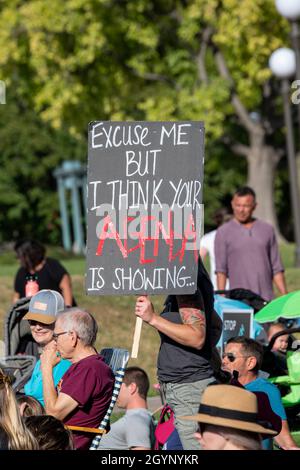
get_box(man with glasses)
[222,336,298,450]
[22,289,71,407]
[40,307,114,450]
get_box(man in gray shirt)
[99,367,153,450]
[215,186,287,301]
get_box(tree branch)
[196,27,213,84]
[214,49,261,134]
[222,135,250,157]
[231,143,251,157]
[130,69,172,84]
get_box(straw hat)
[181,384,276,435]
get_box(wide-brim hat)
[181,384,276,435]
[23,289,65,325]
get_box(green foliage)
[0,0,292,241]
[0,98,84,242]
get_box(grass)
[0,242,299,389]
[0,246,162,388]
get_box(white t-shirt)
[200,229,229,290]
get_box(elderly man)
[40,308,114,450]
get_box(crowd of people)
[0,185,299,451]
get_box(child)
[268,323,289,354]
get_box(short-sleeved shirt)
[245,377,286,450]
[245,378,286,420]
[200,230,229,290]
[59,354,114,450]
[215,219,284,301]
[98,409,153,450]
[24,358,71,407]
[14,258,67,298]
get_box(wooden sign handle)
[131,316,143,358]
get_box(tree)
[0,0,291,241]
[0,97,84,242]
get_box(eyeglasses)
[222,352,250,363]
[52,331,69,341]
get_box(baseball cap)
[23,289,65,325]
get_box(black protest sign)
[86,121,204,295]
[221,309,254,352]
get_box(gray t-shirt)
[98,409,152,450]
[215,219,284,301]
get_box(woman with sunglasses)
[22,290,71,407]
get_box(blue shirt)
[24,358,71,407]
[245,377,286,450]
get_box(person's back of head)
[213,208,231,227]
[123,367,150,400]
[0,369,38,450]
[25,415,74,450]
[14,239,46,271]
[17,394,45,417]
[227,336,263,373]
[57,308,98,347]
[0,426,9,450]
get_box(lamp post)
[275,1,300,140]
[269,47,300,267]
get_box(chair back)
[89,348,129,450]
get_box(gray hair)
[57,308,98,347]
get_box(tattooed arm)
[135,295,206,350]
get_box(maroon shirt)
[215,219,284,301]
[59,354,114,450]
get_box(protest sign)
[221,309,254,353]
[86,121,204,296]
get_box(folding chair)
[66,348,129,450]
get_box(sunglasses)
[28,320,51,328]
[222,352,251,363]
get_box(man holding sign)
[135,258,217,451]
[87,121,216,449]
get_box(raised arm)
[135,295,206,350]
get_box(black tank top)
[157,259,214,383]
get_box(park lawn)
[0,242,299,387]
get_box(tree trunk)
[247,132,284,242]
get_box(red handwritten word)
[96,211,198,264]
